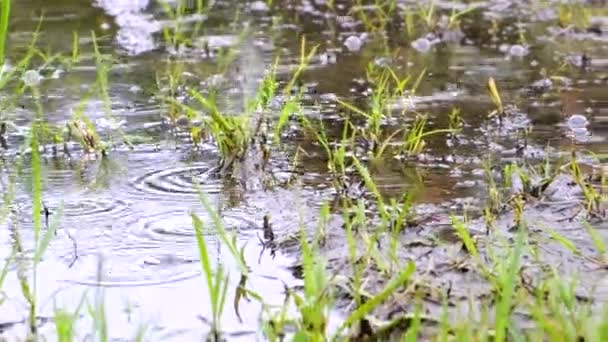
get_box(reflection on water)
[0,0,607,339]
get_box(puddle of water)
[1,0,608,339]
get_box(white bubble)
[567,114,588,129]
[319,52,336,65]
[508,44,529,57]
[344,35,362,52]
[22,69,42,86]
[411,38,431,53]
[250,1,269,11]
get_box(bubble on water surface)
[508,44,529,57]
[319,51,337,65]
[344,35,362,52]
[567,114,589,129]
[250,1,269,11]
[411,38,431,53]
[22,70,42,86]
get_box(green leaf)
[487,77,504,113]
[584,221,606,255]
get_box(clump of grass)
[448,107,463,134]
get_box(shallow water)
[1,0,608,339]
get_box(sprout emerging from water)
[22,69,42,86]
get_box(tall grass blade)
[495,230,524,342]
[487,77,504,114]
[0,0,10,67]
[191,213,215,308]
[451,215,478,258]
[584,221,607,256]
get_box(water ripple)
[127,163,222,202]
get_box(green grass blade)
[584,221,606,255]
[495,230,524,342]
[451,215,478,258]
[544,226,580,255]
[0,0,10,67]
[487,77,504,113]
[191,213,215,304]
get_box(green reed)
[192,212,230,340]
[0,0,10,67]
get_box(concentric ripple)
[57,242,202,287]
[49,208,258,286]
[127,164,223,202]
[111,208,257,247]
[16,197,134,231]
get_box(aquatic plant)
[191,213,231,340]
[92,31,131,149]
[448,107,463,134]
[300,116,356,198]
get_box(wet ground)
[1,0,608,340]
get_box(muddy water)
[1,0,608,339]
